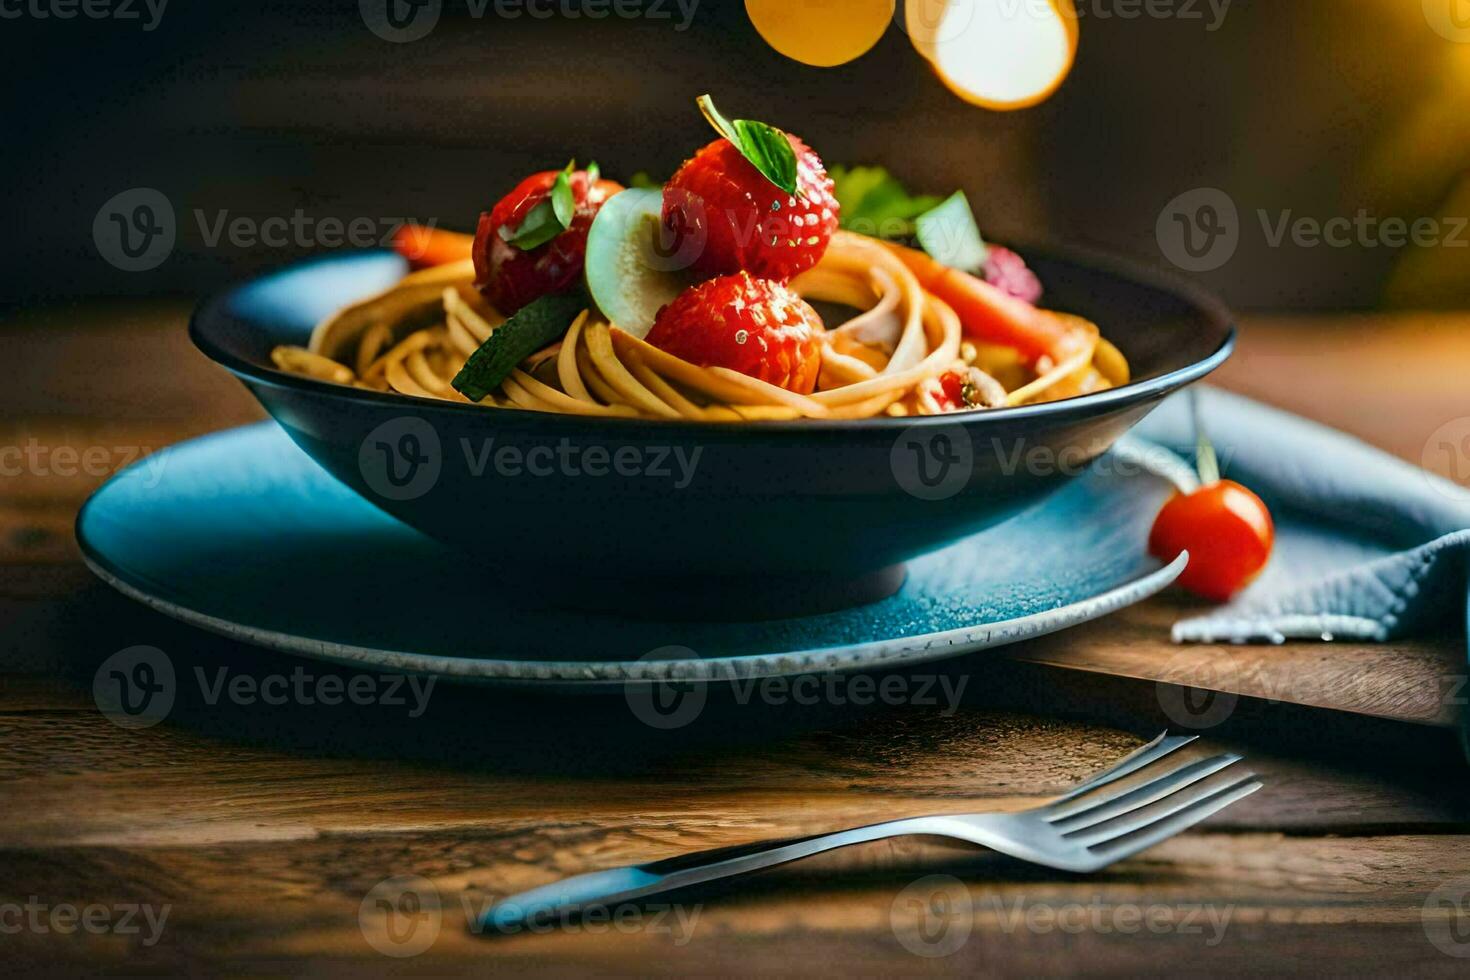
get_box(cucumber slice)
[584,187,702,339]
[451,291,587,402]
[916,190,989,275]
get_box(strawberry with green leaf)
[473,161,624,315]
[661,95,841,282]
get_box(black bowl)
[191,247,1233,618]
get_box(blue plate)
[76,423,1185,684]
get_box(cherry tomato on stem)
[1147,392,1275,602]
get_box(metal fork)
[480,733,1259,934]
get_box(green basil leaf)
[451,291,587,402]
[696,94,799,197]
[915,190,989,274]
[500,160,578,251]
[500,199,565,251]
[550,160,577,229]
[586,160,601,184]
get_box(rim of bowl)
[189,242,1236,434]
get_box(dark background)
[3,0,1468,311]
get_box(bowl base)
[536,564,908,622]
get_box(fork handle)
[481,816,942,934]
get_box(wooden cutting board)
[1002,589,1465,729]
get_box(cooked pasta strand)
[275,231,1128,420]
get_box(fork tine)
[1049,732,1198,806]
[1050,754,1244,829]
[1076,773,1262,855]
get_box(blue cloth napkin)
[1127,388,1470,656]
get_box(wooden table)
[6,303,1470,975]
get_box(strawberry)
[646,273,825,394]
[473,168,624,315]
[662,136,840,282]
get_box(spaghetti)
[271,231,1129,421]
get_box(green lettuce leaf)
[829,165,945,240]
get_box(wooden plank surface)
[4,301,1470,975]
[2,673,1468,975]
